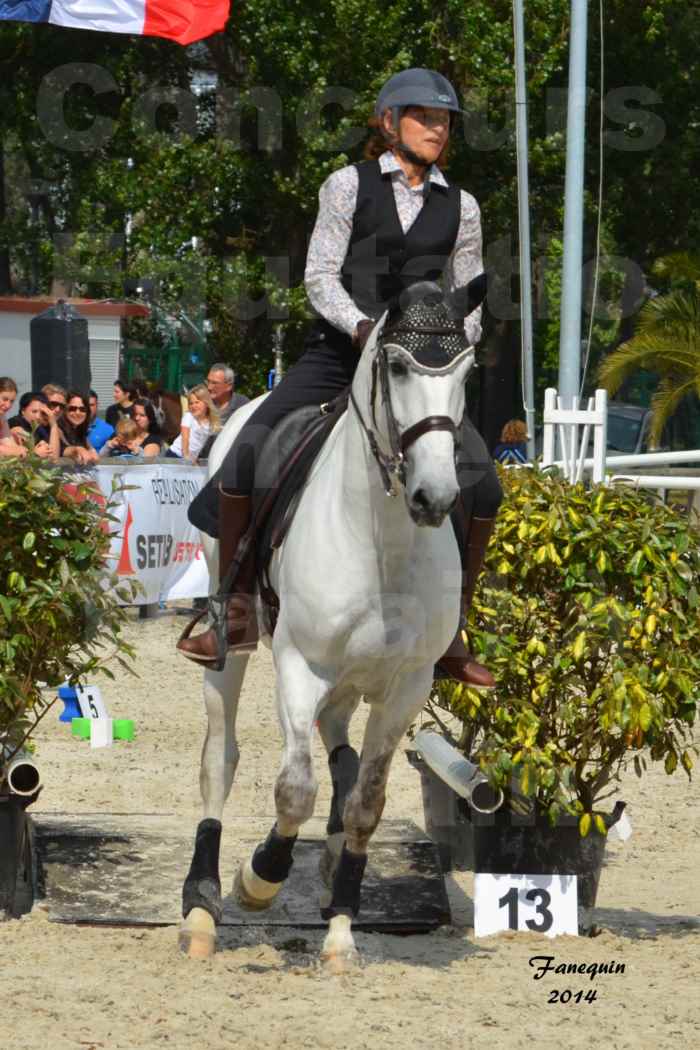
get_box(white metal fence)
[540,387,700,515]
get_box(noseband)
[349,328,463,497]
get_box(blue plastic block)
[58,685,82,723]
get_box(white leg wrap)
[235,859,284,910]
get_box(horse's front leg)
[316,693,361,897]
[235,652,331,910]
[321,670,431,971]
[179,654,249,958]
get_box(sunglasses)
[48,400,66,409]
[66,405,87,414]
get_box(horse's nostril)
[412,488,431,510]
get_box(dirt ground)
[1,609,698,1050]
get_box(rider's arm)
[304,166,370,341]
[446,190,484,347]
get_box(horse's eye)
[389,360,408,378]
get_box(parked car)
[533,397,700,459]
[607,395,700,454]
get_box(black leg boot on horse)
[177,490,258,669]
[435,507,497,688]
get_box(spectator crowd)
[0,364,248,465]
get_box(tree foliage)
[430,467,700,828]
[598,253,700,444]
[0,454,138,764]
[1,2,698,395]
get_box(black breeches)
[456,419,503,520]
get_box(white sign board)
[82,463,211,604]
[474,873,578,938]
[76,683,109,720]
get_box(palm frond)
[651,252,700,287]
[598,290,700,395]
[648,376,699,447]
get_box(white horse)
[179,282,480,968]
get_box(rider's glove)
[353,319,374,351]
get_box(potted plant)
[0,452,137,918]
[422,466,699,918]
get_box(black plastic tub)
[471,802,625,932]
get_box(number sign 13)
[474,873,578,938]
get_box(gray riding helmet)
[375,68,464,117]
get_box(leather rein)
[349,327,463,497]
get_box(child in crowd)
[102,418,142,458]
[167,384,220,462]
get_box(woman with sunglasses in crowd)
[55,391,99,464]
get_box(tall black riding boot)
[177,490,258,668]
[435,513,497,689]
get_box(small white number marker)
[474,873,579,938]
[76,683,109,720]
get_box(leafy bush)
[0,455,138,767]
[431,467,700,833]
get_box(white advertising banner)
[91,462,211,604]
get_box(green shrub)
[0,455,138,766]
[431,467,700,834]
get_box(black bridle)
[349,330,463,497]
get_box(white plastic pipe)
[413,730,504,814]
[4,753,42,797]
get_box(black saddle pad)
[253,400,347,604]
[252,403,326,520]
[187,401,343,540]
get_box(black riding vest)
[340,159,461,319]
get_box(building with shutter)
[0,298,149,411]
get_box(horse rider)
[178,67,503,686]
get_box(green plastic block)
[71,718,91,739]
[113,719,135,741]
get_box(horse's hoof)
[320,946,360,975]
[234,861,283,911]
[321,914,359,973]
[178,907,216,959]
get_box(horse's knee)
[275,753,317,829]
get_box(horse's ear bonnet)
[381,274,488,370]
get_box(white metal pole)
[513,0,536,462]
[557,0,589,408]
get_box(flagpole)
[558,0,589,408]
[513,0,536,461]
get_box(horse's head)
[354,275,486,527]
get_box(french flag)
[0,0,230,45]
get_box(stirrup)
[177,595,231,672]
